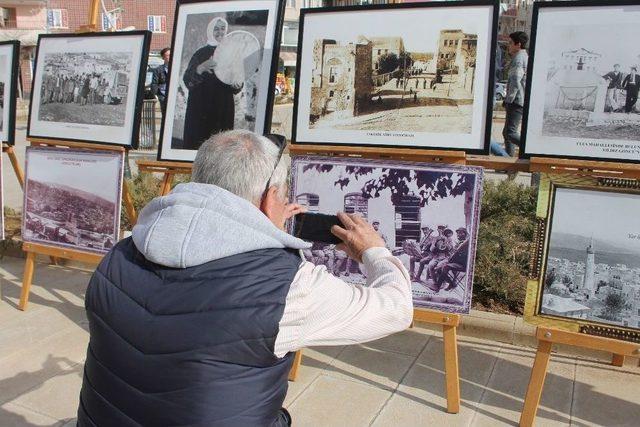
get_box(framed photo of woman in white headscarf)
[158,0,285,162]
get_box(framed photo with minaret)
[524,173,640,343]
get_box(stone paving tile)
[362,326,434,357]
[284,346,345,407]
[0,402,64,427]
[8,365,83,422]
[372,335,502,426]
[471,345,574,427]
[570,359,640,427]
[325,344,416,391]
[288,375,392,427]
[0,327,88,405]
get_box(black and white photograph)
[28,32,151,148]
[0,154,4,241]
[22,147,124,254]
[0,41,20,145]
[293,1,497,152]
[158,0,284,162]
[38,52,133,126]
[523,1,640,162]
[541,186,640,331]
[291,156,483,314]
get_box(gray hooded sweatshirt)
[132,182,311,268]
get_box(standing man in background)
[152,47,171,120]
[502,31,529,157]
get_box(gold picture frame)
[524,173,640,343]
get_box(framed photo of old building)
[522,1,640,163]
[22,146,124,254]
[290,156,483,314]
[292,1,498,153]
[27,32,151,148]
[158,0,285,162]
[0,41,20,145]
[524,174,640,342]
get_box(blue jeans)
[502,103,523,157]
[490,140,509,157]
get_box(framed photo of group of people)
[27,31,151,148]
[522,0,640,163]
[290,156,483,314]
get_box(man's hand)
[284,203,306,223]
[331,212,386,263]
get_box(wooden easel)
[414,309,462,413]
[285,145,464,413]
[518,157,640,426]
[136,159,193,196]
[18,139,138,310]
[519,327,639,427]
[2,143,25,188]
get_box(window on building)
[329,90,334,98]
[148,15,167,33]
[47,9,68,29]
[329,66,338,83]
[377,49,381,55]
[347,95,350,100]
[102,13,122,31]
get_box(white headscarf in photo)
[207,17,229,46]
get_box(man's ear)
[260,186,280,218]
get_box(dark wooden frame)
[26,31,152,149]
[0,40,20,145]
[521,0,640,164]
[291,0,499,155]
[156,0,286,162]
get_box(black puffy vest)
[77,238,300,426]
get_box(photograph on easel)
[292,1,497,152]
[22,147,124,254]
[524,174,640,341]
[0,153,3,240]
[523,1,640,163]
[27,32,151,148]
[0,40,19,145]
[290,156,483,314]
[158,0,285,162]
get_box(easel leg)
[519,340,553,427]
[160,173,174,196]
[122,180,138,226]
[611,354,625,367]
[6,145,25,189]
[442,324,460,414]
[288,350,303,382]
[19,252,37,311]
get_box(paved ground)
[1,255,639,427]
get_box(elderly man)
[77,130,413,426]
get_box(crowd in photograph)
[406,225,470,292]
[41,72,112,106]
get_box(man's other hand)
[331,212,386,263]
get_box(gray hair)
[192,130,288,204]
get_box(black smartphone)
[293,213,342,244]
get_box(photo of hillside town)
[22,147,123,254]
[541,187,640,330]
[308,28,478,134]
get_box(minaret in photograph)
[583,236,596,297]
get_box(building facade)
[310,38,373,121]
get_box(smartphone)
[293,213,342,244]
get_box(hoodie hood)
[132,182,311,268]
